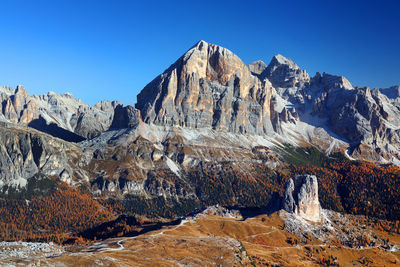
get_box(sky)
[0,0,399,105]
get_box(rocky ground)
[0,241,64,266]
[1,207,399,266]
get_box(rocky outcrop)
[282,175,322,222]
[0,86,116,140]
[91,176,146,195]
[94,100,121,113]
[0,121,86,189]
[314,72,354,91]
[136,40,275,135]
[305,74,400,160]
[252,55,311,108]
[110,104,141,129]
[263,54,310,89]
[248,60,267,77]
[379,86,400,99]
[379,86,400,106]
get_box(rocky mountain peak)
[15,85,28,96]
[179,40,246,85]
[379,85,400,99]
[248,60,267,76]
[282,175,322,222]
[136,41,275,134]
[0,86,116,141]
[94,100,121,113]
[0,86,14,95]
[110,104,142,129]
[270,54,299,69]
[313,73,353,90]
[263,54,310,88]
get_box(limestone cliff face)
[0,122,86,188]
[110,104,142,129]
[263,55,310,89]
[282,175,322,222]
[0,86,118,140]
[304,74,400,160]
[248,60,267,77]
[259,55,400,162]
[136,40,275,135]
[2,40,400,200]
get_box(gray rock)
[263,54,310,89]
[0,87,115,140]
[110,104,141,129]
[0,121,84,189]
[94,100,120,112]
[91,176,146,195]
[136,40,275,135]
[248,60,267,77]
[282,175,322,222]
[379,86,400,100]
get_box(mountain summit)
[264,54,310,88]
[136,40,275,135]
[1,41,399,165]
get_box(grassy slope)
[41,213,400,266]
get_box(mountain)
[0,41,400,255]
[0,121,86,190]
[2,41,400,167]
[1,40,400,192]
[136,40,275,135]
[379,85,400,100]
[135,40,400,164]
[254,54,310,89]
[0,85,118,141]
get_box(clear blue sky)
[0,0,399,105]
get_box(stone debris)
[0,241,64,259]
[190,205,242,220]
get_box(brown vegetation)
[0,183,114,243]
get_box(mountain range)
[1,40,400,192]
[1,40,400,265]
